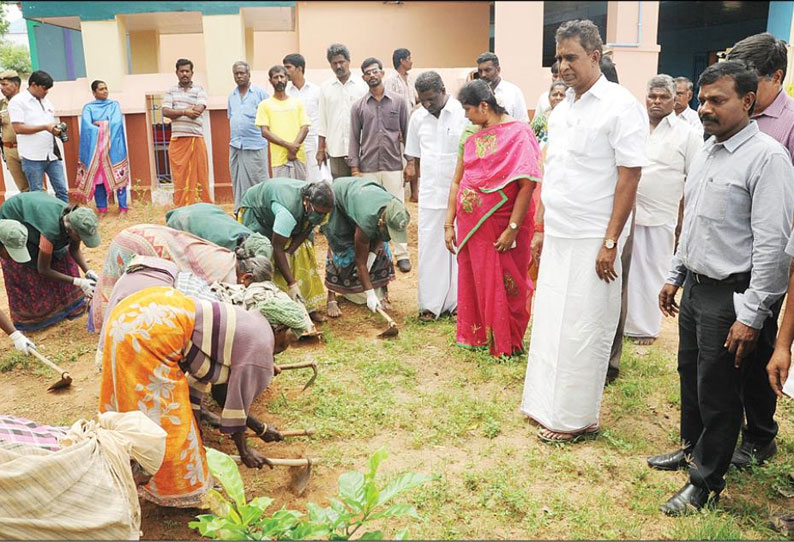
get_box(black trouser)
[678,273,779,493]
[329,156,351,179]
[608,212,635,376]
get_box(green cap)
[67,207,100,248]
[0,219,30,263]
[242,232,273,260]
[384,199,410,245]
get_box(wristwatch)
[509,222,518,230]
[603,238,617,249]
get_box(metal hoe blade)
[276,361,318,391]
[376,307,399,339]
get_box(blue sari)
[76,99,130,209]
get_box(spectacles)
[363,68,381,76]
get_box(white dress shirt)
[636,112,703,227]
[534,90,551,119]
[678,106,703,135]
[317,76,368,158]
[543,75,648,238]
[494,79,528,123]
[9,89,59,161]
[287,80,320,137]
[404,96,468,209]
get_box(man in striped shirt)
[162,58,211,207]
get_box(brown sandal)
[537,426,600,443]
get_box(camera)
[54,122,68,143]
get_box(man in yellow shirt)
[256,65,310,180]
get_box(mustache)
[700,115,719,123]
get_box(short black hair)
[392,48,411,69]
[90,80,105,92]
[600,55,619,83]
[283,53,305,72]
[28,70,53,89]
[361,57,382,73]
[326,43,350,63]
[726,32,788,80]
[698,60,758,116]
[415,71,444,94]
[268,65,287,78]
[175,58,193,71]
[556,19,603,55]
[476,51,499,67]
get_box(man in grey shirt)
[349,56,411,271]
[649,61,794,515]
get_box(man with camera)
[9,70,68,203]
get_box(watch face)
[605,240,615,249]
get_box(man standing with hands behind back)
[162,58,210,207]
[0,70,27,193]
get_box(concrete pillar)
[129,30,160,74]
[245,26,254,67]
[494,1,545,119]
[605,1,661,101]
[80,17,129,89]
[201,13,246,96]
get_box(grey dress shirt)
[668,120,794,328]
[348,90,409,172]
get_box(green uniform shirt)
[322,177,394,253]
[0,192,69,267]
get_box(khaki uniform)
[0,95,28,192]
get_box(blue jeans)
[94,183,128,210]
[21,158,69,203]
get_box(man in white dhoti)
[521,19,647,442]
[624,75,702,344]
[404,71,467,321]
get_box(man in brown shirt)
[349,57,411,271]
[0,70,28,192]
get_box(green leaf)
[358,530,384,540]
[370,503,419,520]
[248,496,274,514]
[364,481,380,511]
[291,521,333,540]
[205,447,247,508]
[307,502,331,523]
[394,527,411,540]
[203,489,233,518]
[367,448,388,481]
[376,472,437,507]
[338,471,366,511]
[237,503,267,526]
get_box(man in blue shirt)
[228,61,269,212]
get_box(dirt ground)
[0,198,790,540]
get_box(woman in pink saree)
[445,80,542,357]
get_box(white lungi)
[624,223,675,339]
[359,170,409,261]
[521,235,623,433]
[418,207,457,317]
[304,134,321,183]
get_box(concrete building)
[2,1,791,205]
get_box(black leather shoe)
[731,439,777,469]
[660,483,718,516]
[397,259,411,273]
[647,449,690,471]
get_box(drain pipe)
[605,0,643,48]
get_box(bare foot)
[309,311,327,323]
[326,300,341,318]
[630,336,656,345]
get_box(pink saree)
[456,121,542,356]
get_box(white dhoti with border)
[624,222,675,339]
[521,235,623,433]
[417,207,457,317]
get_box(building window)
[542,1,607,67]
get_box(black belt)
[689,271,751,286]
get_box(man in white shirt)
[674,77,704,135]
[316,43,368,180]
[521,19,647,441]
[476,52,529,122]
[385,48,418,110]
[533,61,560,120]
[284,53,321,183]
[9,70,68,202]
[404,71,467,321]
[625,74,702,344]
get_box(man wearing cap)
[321,176,410,317]
[0,219,36,352]
[0,70,28,193]
[0,192,100,330]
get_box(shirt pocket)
[698,179,729,221]
[383,109,401,131]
